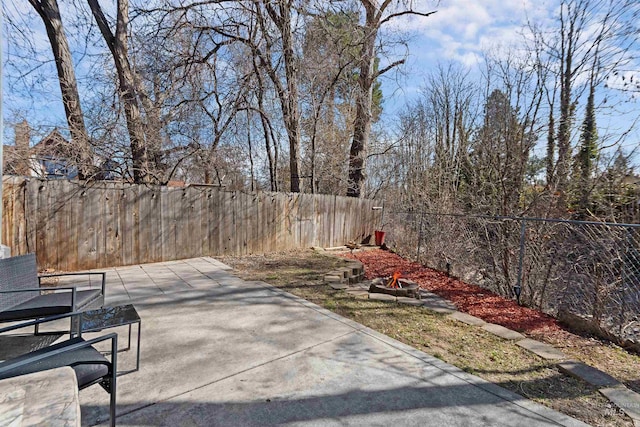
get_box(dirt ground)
[220,248,639,427]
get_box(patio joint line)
[162,262,196,289]
[137,263,190,294]
[188,258,233,283]
[112,268,132,301]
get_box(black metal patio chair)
[0,312,117,427]
[0,253,105,331]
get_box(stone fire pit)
[369,276,421,299]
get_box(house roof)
[32,129,72,159]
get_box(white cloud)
[387,0,559,65]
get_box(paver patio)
[78,257,587,426]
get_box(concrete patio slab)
[78,257,587,427]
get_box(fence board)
[105,183,121,268]
[200,188,211,257]
[2,178,381,270]
[76,186,93,270]
[137,185,150,262]
[159,186,170,262]
[209,188,221,255]
[263,193,275,253]
[124,185,134,263]
[186,188,199,259]
[58,182,75,270]
[221,191,232,255]
[250,194,258,254]
[150,187,162,263]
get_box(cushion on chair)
[0,290,103,322]
[0,336,110,389]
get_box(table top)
[81,304,140,332]
[0,366,80,427]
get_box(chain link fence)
[383,211,640,348]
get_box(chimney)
[15,120,30,151]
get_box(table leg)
[126,323,132,351]
[136,321,141,372]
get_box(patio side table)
[81,304,141,372]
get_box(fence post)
[621,227,631,335]
[515,219,527,305]
[416,212,424,263]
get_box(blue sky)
[377,0,640,157]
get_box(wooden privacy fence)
[2,177,381,271]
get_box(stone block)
[397,297,424,306]
[557,360,619,386]
[368,293,396,302]
[600,385,640,422]
[517,339,566,360]
[482,323,525,340]
[448,311,486,326]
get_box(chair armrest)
[38,272,106,296]
[0,310,82,335]
[0,287,77,294]
[0,332,117,376]
[38,271,107,295]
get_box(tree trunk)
[347,4,376,198]
[258,0,301,193]
[88,0,154,183]
[555,2,576,208]
[279,1,301,193]
[29,0,93,180]
[546,109,555,188]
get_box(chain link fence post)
[622,228,631,335]
[416,212,424,264]
[514,219,527,305]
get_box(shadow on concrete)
[83,378,583,426]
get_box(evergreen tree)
[574,83,598,218]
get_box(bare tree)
[300,10,360,194]
[383,62,479,212]
[467,48,545,216]
[532,0,638,209]
[346,0,436,197]
[160,0,304,192]
[88,0,161,183]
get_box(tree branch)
[376,59,405,78]
[379,10,436,27]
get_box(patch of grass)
[220,249,634,427]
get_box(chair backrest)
[0,253,39,310]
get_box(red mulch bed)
[341,249,563,335]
